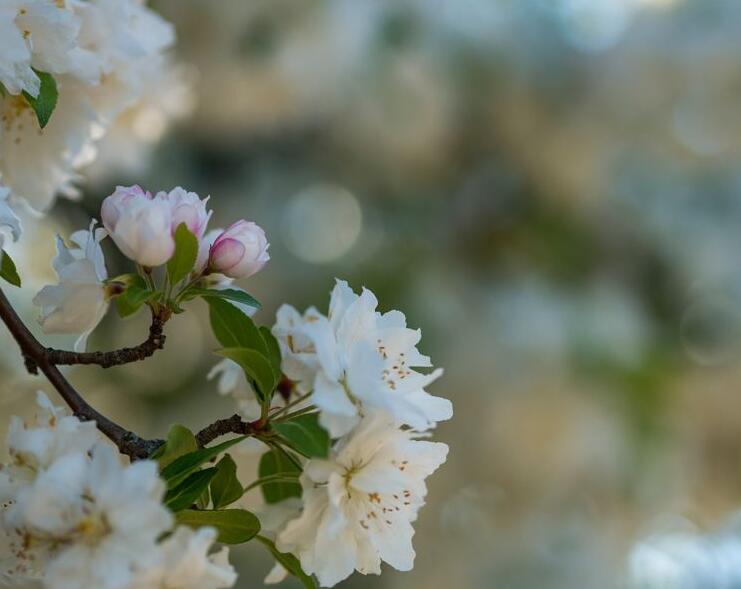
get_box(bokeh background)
[4,0,741,587]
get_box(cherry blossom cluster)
[32,184,268,351]
[0,393,236,589]
[213,280,453,586]
[0,0,178,215]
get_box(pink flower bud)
[208,220,269,279]
[159,187,212,239]
[100,185,175,267]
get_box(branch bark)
[44,310,168,368]
[0,287,162,459]
[195,414,258,447]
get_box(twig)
[0,287,161,459]
[44,309,169,368]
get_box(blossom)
[628,520,741,588]
[276,416,448,587]
[159,186,212,239]
[274,280,452,437]
[126,527,236,589]
[207,220,270,279]
[272,303,325,394]
[6,391,99,480]
[33,220,109,352]
[0,0,176,212]
[0,185,21,250]
[102,185,175,267]
[3,444,172,589]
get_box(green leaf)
[259,326,282,376]
[22,70,57,129]
[273,414,329,458]
[216,347,278,402]
[256,536,317,589]
[175,509,261,544]
[186,287,261,310]
[259,447,302,504]
[0,251,21,287]
[161,436,247,490]
[153,425,199,469]
[167,223,198,286]
[210,454,244,509]
[206,297,268,353]
[165,467,217,512]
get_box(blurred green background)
[4,0,741,587]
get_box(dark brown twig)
[194,413,268,447]
[0,287,161,459]
[44,310,169,368]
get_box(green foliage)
[207,298,281,402]
[115,274,158,318]
[22,70,57,128]
[259,447,302,504]
[0,251,21,287]
[217,347,278,402]
[175,509,261,544]
[272,413,329,458]
[185,287,260,310]
[210,454,244,509]
[160,436,246,489]
[167,224,198,286]
[152,425,199,468]
[256,536,317,589]
[165,467,218,512]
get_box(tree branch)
[0,287,161,459]
[195,414,261,447]
[0,287,272,460]
[44,309,169,368]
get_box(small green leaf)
[185,287,261,310]
[206,298,268,353]
[165,467,217,512]
[256,536,317,589]
[259,447,302,504]
[273,414,329,458]
[195,486,211,510]
[217,347,278,402]
[167,223,198,286]
[259,326,282,376]
[161,436,247,490]
[22,70,57,129]
[153,425,199,469]
[107,273,144,287]
[210,454,244,509]
[175,509,261,544]
[0,251,21,287]
[115,285,158,318]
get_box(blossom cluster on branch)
[0,180,450,589]
[0,0,177,215]
[0,3,452,588]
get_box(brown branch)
[0,287,272,460]
[0,287,162,460]
[44,309,169,368]
[195,414,266,447]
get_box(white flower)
[207,220,270,279]
[127,527,236,589]
[272,303,325,394]
[0,0,176,212]
[275,280,453,437]
[159,186,211,239]
[276,416,448,587]
[0,185,21,250]
[628,520,741,589]
[4,444,172,589]
[33,220,109,352]
[257,499,302,585]
[6,391,98,479]
[102,185,175,267]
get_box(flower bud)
[159,187,212,239]
[101,185,175,267]
[208,220,269,279]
